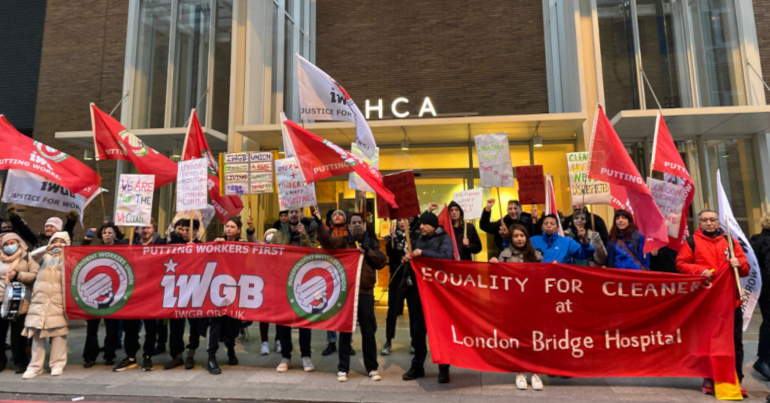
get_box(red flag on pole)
[544,173,564,236]
[437,205,460,261]
[588,105,668,254]
[90,103,177,188]
[181,110,243,224]
[282,119,398,208]
[0,115,101,197]
[650,112,694,251]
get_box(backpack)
[686,236,696,255]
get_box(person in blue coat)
[531,214,595,264]
[605,210,649,270]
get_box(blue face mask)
[51,247,62,254]
[3,245,18,255]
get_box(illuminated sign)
[364,97,437,119]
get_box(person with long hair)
[605,210,649,270]
[564,210,606,266]
[489,224,544,390]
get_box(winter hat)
[48,231,71,246]
[332,210,346,221]
[419,212,439,230]
[1,232,27,251]
[45,217,63,232]
[263,228,277,243]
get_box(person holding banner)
[317,212,386,383]
[448,201,482,261]
[7,205,78,249]
[82,223,126,368]
[480,199,535,253]
[531,215,595,264]
[605,211,649,271]
[271,209,316,373]
[382,217,418,356]
[563,210,606,267]
[402,212,455,384]
[322,209,354,357]
[21,232,70,379]
[676,210,749,396]
[751,214,770,380]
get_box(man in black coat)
[447,201,481,261]
[479,199,534,254]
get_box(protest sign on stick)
[515,165,545,205]
[567,152,611,205]
[115,174,154,227]
[275,157,317,209]
[378,171,420,220]
[452,188,483,221]
[176,159,208,212]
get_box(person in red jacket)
[676,210,749,397]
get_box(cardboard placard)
[381,170,420,219]
[222,151,274,195]
[648,177,687,238]
[566,152,611,205]
[115,174,154,227]
[515,165,545,204]
[275,157,317,209]
[176,159,208,211]
[452,188,484,220]
[475,133,514,188]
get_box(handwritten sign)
[452,188,484,220]
[515,165,545,204]
[115,174,154,227]
[176,159,208,211]
[567,152,611,205]
[380,170,420,220]
[349,143,380,192]
[475,133,514,188]
[648,177,688,238]
[275,157,316,209]
[223,151,274,195]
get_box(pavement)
[0,305,769,403]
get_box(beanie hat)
[263,228,277,243]
[45,217,63,232]
[332,210,346,221]
[419,212,439,230]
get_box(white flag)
[717,169,762,331]
[296,54,377,158]
[280,112,295,159]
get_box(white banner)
[717,170,762,331]
[276,157,317,210]
[1,169,103,226]
[296,54,376,158]
[474,133,514,188]
[116,174,154,227]
[648,178,687,238]
[349,143,379,192]
[566,152,611,205]
[452,188,484,220]
[177,159,208,211]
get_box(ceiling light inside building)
[83,149,94,161]
[279,144,285,155]
[533,134,543,147]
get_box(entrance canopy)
[236,112,586,148]
[54,127,229,153]
[611,106,770,141]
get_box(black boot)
[402,366,425,381]
[227,348,238,366]
[207,353,221,375]
[321,343,336,356]
[438,365,450,384]
[184,350,195,370]
[754,360,770,380]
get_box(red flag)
[544,173,564,236]
[282,119,397,208]
[181,110,243,224]
[588,105,667,253]
[90,104,177,188]
[0,115,101,197]
[650,112,694,251]
[437,205,460,261]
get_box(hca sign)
[363,97,437,119]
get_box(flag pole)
[724,216,743,296]
[95,162,107,220]
[128,227,134,245]
[495,187,503,220]
[402,218,411,255]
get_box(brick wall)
[18,0,129,242]
[315,0,549,118]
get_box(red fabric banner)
[90,104,177,188]
[588,105,668,253]
[181,110,243,224]
[0,115,101,197]
[412,257,736,383]
[515,165,545,205]
[282,119,397,208]
[64,243,363,332]
[437,205,460,261]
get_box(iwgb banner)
[65,244,363,333]
[412,257,736,383]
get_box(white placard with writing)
[177,159,208,211]
[452,188,484,220]
[648,177,687,238]
[276,157,317,209]
[349,143,379,192]
[566,152,611,205]
[116,174,155,227]
[475,133,514,187]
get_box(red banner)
[515,165,545,204]
[64,243,363,332]
[412,257,736,383]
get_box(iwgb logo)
[33,141,69,163]
[71,252,135,316]
[287,253,348,322]
[117,130,149,157]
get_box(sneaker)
[22,369,42,379]
[369,370,382,381]
[302,356,314,372]
[402,366,425,381]
[260,342,270,355]
[276,358,290,373]
[337,371,348,382]
[163,355,184,370]
[515,373,527,390]
[531,374,544,391]
[380,340,392,356]
[142,355,153,371]
[322,343,336,356]
[740,385,748,398]
[701,378,714,395]
[51,367,63,376]
[275,341,282,354]
[113,357,137,372]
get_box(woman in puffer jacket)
[21,232,70,379]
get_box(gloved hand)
[66,210,79,222]
[6,205,17,218]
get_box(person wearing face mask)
[318,212,386,383]
[7,205,78,249]
[21,232,70,379]
[530,214,595,264]
[676,210,749,397]
[563,210,606,267]
[605,210,649,271]
[479,199,535,254]
[82,223,126,368]
[447,201,482,261]
[0,232,40,373]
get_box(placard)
[648,177,687,238]
[475,133,514,187]
[515,165,546,204]
[452,188,484,220]
[380,170,420,219]
[115,174,154,227]
[275,157,317,209]
[349,143,379,192]
[222,151,274,195]
[566,152,611,205]
[176,159,208,211]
